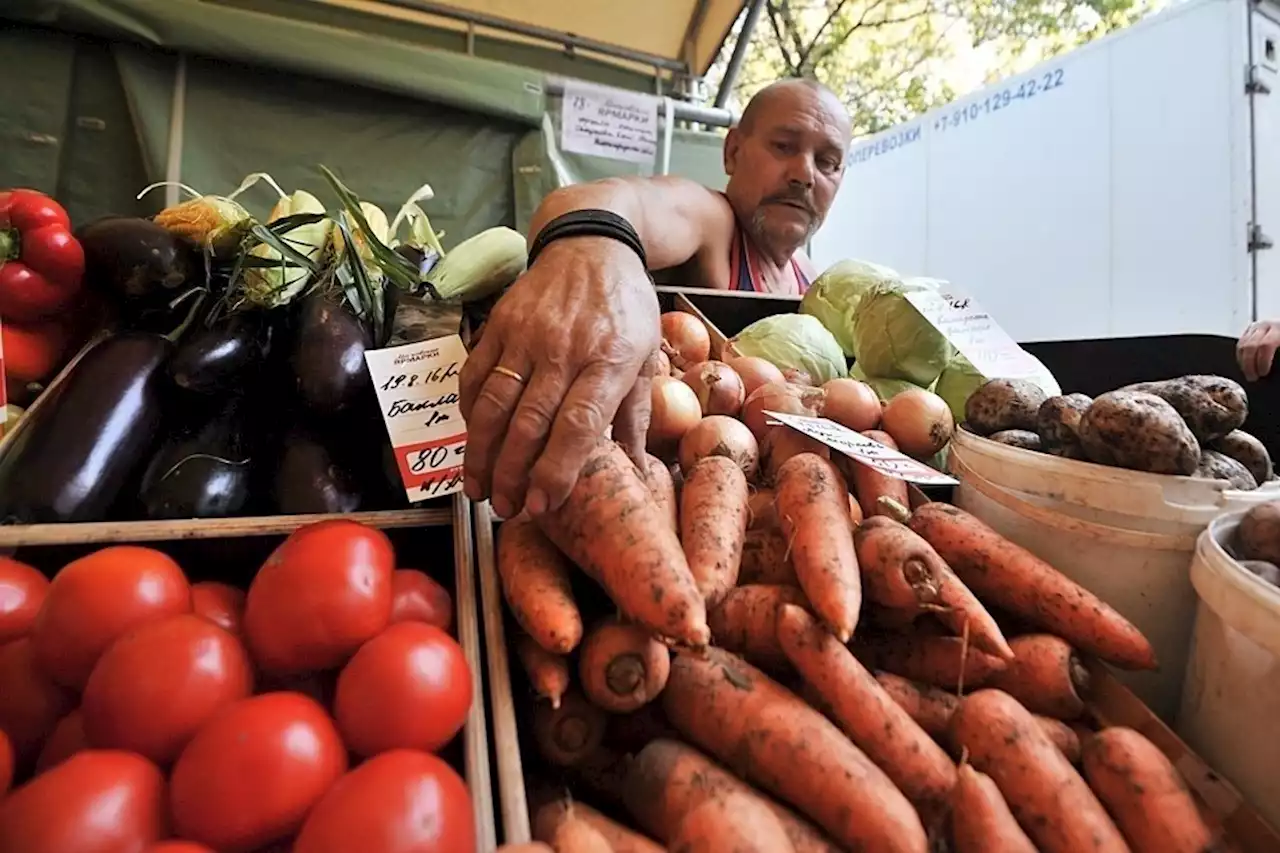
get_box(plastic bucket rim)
[1189,511,1280,656]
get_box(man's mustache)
[763,191,817,216]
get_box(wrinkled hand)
[1237,320,1280,381]
[459,237,661,519]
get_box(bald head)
[737,78,848,137]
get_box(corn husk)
[140,172,283,257]
[423,226,527,303]
[332,201,389,281]
[240,188,332,309]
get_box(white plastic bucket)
[1179,512,1280,830]
[948,428,1280,721]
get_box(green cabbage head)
[848,362,929,402]
[851,278,955,387]
[935,352,1063,422]
[728,313,847,384]
[800,258,902,356]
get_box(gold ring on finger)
[491,365,527,384]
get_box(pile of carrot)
[493,333,1225,853]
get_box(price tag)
[365,334,468,502]
[765,411,958,486]
[560,80,658,164]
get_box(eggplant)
[77,216,202,304]
[138,394,256,519]
[273,425,363,514]
[290,293,372,414]
[0,333,171,523]
[169,313,276,394]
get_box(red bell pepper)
[0,189,84,323]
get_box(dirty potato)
[964,379,1048,435]
[1123,375,1247,442]
[1209,430,1273,486]
[1194,449,1258,490]
[989,429,1043,451]
[1077,390,1200,475]
[1036,393,1092,454]
[1236,501,1280,564]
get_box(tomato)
[82,614,254,765]
[389,569,453,632]
[244,521,394,675]
[30,546,191,689]
[0,729,12,798]
[191,581,246,636]
[142,843,216,853]
[35,710,86,774]
[293,750,474,853]
[169,692,347,853]
[333,622,472,757]
[0,556,48,643]
[1,318,71,386]
[0,750,166,853]
[0,639,74,765]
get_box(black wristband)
[527,209,648,271]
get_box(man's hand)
[459,236,660,519]
[1237,320,1280,381]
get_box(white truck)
[811,0,1280,344]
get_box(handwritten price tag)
[765,411,958,486]
[561,80,658,164]
[365,334,468,503]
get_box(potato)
[964,379,1048,435]
[1036,393,1092,453]
[989,429,1043,451]
[1236,501,1280,564]
[1194,449,1258,490]
[1077,390,1200,475]
[1122,375,1247,442]
[1209,429,1273,486]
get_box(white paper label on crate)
[561,80,658,164]
[365,334,468,502]
[765,411,958,486]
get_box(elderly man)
[460,78,852,519]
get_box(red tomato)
[169,692,347,853]
[0,729,12,798]
[191,581,246,636]
[390,569,453,632]
[244,521,394,675]
[81,614,254,765]
[333,622,472,757]
[293,750,474,853]
[0,750,166,853]
[142,843,216,853]
[0,639,74,764]
[0,557,48,643]
[35,710,87,774]
[1,318,71,386]
[30,546,191,689]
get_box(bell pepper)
[0,189,84,322]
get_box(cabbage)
[851,279,955,387]
[935,352,1063,422]
[848,362,928,402]
[800,259,902,356]
[728,314,847,384]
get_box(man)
[459,78,852,520]
[1238,319,1280,381]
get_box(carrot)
[707,584,809,672]
[987,634,1089,720]
[538,439,710,648]
[762,426,832,484]
[551,815,613,853]
[854,632,1008,692]
[662,647,928,852]
[498,518,584,654]
[532,688,608,767]
[622,738,840,853]
[874,672,960,739]
[748,488,779,530]
[950,688,1130,853]
[1081,726,1217,853]
[1035,715,1082,765]
[641,452,679,534]
[516,634,571,708]
[907,503,1158,670]
[681,456,750,606]
[835,430,910,519]
[949,764,1037,853]
[669,791,796,853]
[535,799,665,853]
[773,453,861,642]
[777,603,957,811]
[578,617,670,713]
[738,528,797,586]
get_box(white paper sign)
[365,335,468,502]
[561,81,658,164]
[765,411,958,486]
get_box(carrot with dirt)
[1081,726,1217,853]
[535,799,665,853]
[907,502,1158,670]
[1036,715,1083,764]
[681,455,750,606]
[623,738,841,853]
[875,672,960,739]
[739,528,797,586]
[549,814,613,853]
[949,764,1038,853]
[669,791,797,853]
[777,603,958,811]
[662,646,928,852]
[538,438,710,648]
[516,634,570,708]
[773,453,862,642]
[950,688,1130,853]
[532,688,608,768]
[987,634,1090,720]
[854,631,1009,692]
[707,584,809,672]
[578,617,670,713]
[835,430,911,519]
[641,452,679,533]
[498,518,584,654]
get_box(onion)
[648,375,702,452]
[655,348,672,376]
[821,378,882,432]
[725,356,786,397]
[741,382,827,440]
[881,388,955,459]
[761,426,831,483]
[661,312,711,369]
[681,361,746,417]
[678,415,759,480]
[782,368,814,386]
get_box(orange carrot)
[907,503,1158,670]
[854,632,1008,692]
[681,456,750,606]
[949,764,1037,853]
[987,634,1089,720]
[641,452,679,533]
[534,799,665,853]
[835,430,910,519]
[777,604,957,810]
[622,738,840,853]
[498,518,583,654]
[874,672,960,739]
[532,688,608,768]
[551,815,613,853]
[707,584,809,672]
[762,426,832,484]
[748,488,779,530]
[773,453,861,642]
[1035,715,1082,765]
[538,439,710,648]
[1081,726,1217,853]
[739,528,797,586]
[950,689,1130,853]
[662,647,927,852]
[516,634,570,709]
[578,617,670,713]
[669,791,797,853]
